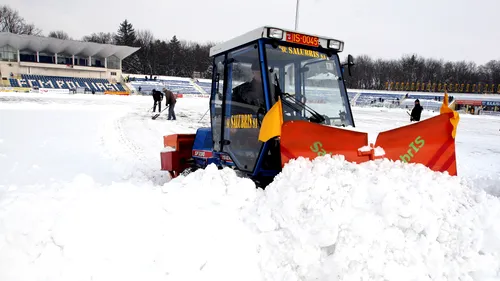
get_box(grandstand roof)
[0,32,140,60]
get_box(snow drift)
[244,156,500,280]
[1,155,499,280]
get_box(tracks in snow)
[114,114,145,161]
[99,110,171,186]
[98,103,211,186]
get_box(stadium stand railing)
[127,76,210,96]
[347,92,359,103]
[352,92,405,108]
[350,91,459,111]
[195,80,211,94]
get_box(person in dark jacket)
[152,89,163,113]
[410,99,423,121]
[163,88,177,120]
[231,62,265,109]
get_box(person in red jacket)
[162,88,177,120]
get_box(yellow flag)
[258,97,284,142]
[440,91,460,139]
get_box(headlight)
[267,28,283,39]
[328,39,344,51]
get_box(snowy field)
[1,91,500,280]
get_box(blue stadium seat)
[9,78,20,87]
[347,92,357,102]
[195,81,212,93]
[130,79,205,95]
[353,92,405,107]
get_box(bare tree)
[82,32,115,44]
[0,5,42,35]
[131,29,156,74]
[135,29,154,46]
[48,30,70,40]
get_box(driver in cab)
[232,62,266,111]
[226,62,267,166]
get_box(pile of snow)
[245,156,500,280]
[0,171,261,281]
[1,155,499,280]
[465,174,500,198]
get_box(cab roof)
[209,26,344,57]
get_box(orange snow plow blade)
[375,111,458,175]
[277,92,460,176]
[375,92,459,175]
[280,121,370,166]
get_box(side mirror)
[347,54,355,76]
[342,55,355,76]
[347,54,354,65]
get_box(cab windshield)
[265,44,352,127]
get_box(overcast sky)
[6,0,500,65]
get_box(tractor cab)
[207,27,355,181]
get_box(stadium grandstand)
[347,89,500,116]
[124,73,212,96]
[0,32,139,93]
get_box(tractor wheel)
[180,166,198,177]
[168,166,198,179]
[168,171,177,179]
[252,176,275,189]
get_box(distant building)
[0,32,139,92]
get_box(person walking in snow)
[163,88,177,120]
[410,99,423,122]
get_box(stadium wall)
[0,61,121,80]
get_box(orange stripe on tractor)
[426,138,454,169]
[279,110,459,176]
[440,152,457,175]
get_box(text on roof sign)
[285,32,319,47]
[278,46,328,59]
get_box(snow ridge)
[242,156,500,281]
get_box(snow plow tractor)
[160,26,460,186]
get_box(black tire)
[180,166,198,177]
[252,176,275,189]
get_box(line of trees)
[2,4,499,86]
[96,20,215,78]
[344,54,500,92]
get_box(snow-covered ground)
[0,92,499,280]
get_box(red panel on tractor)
[280,120,369,166]
[160,134,196,178]
[163,134,192,148]
[161,151,179,171]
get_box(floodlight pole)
[294,0,300,31]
